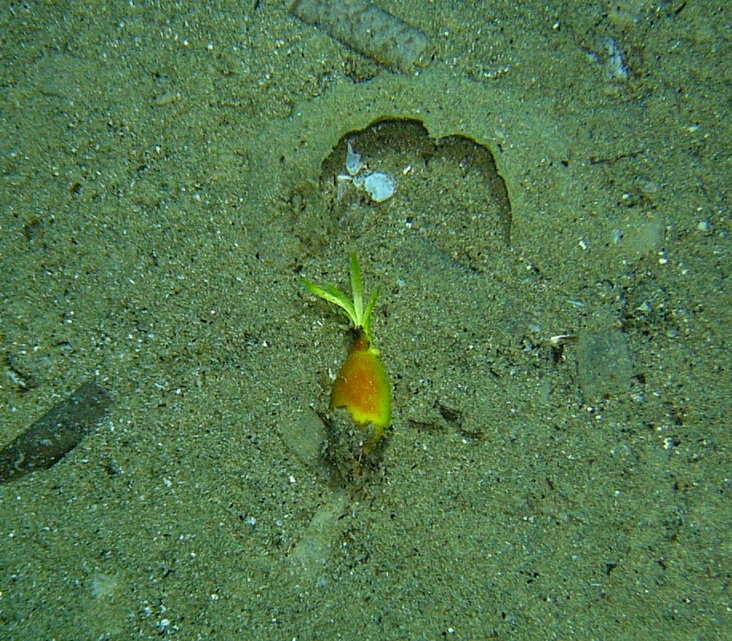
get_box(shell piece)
[345,141,363,176]
[362,171,396,202]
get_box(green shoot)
[302,253,380,342]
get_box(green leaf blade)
[301,279,358,326]
[349,253,364,326]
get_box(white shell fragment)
[339,141,396,203]
[363,172,396,202]
[345,141,363,176]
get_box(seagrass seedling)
[302,254,391,446]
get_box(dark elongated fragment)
[0,380,111,484]
[290,0,429,72]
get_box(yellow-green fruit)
[330,329,391,444]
